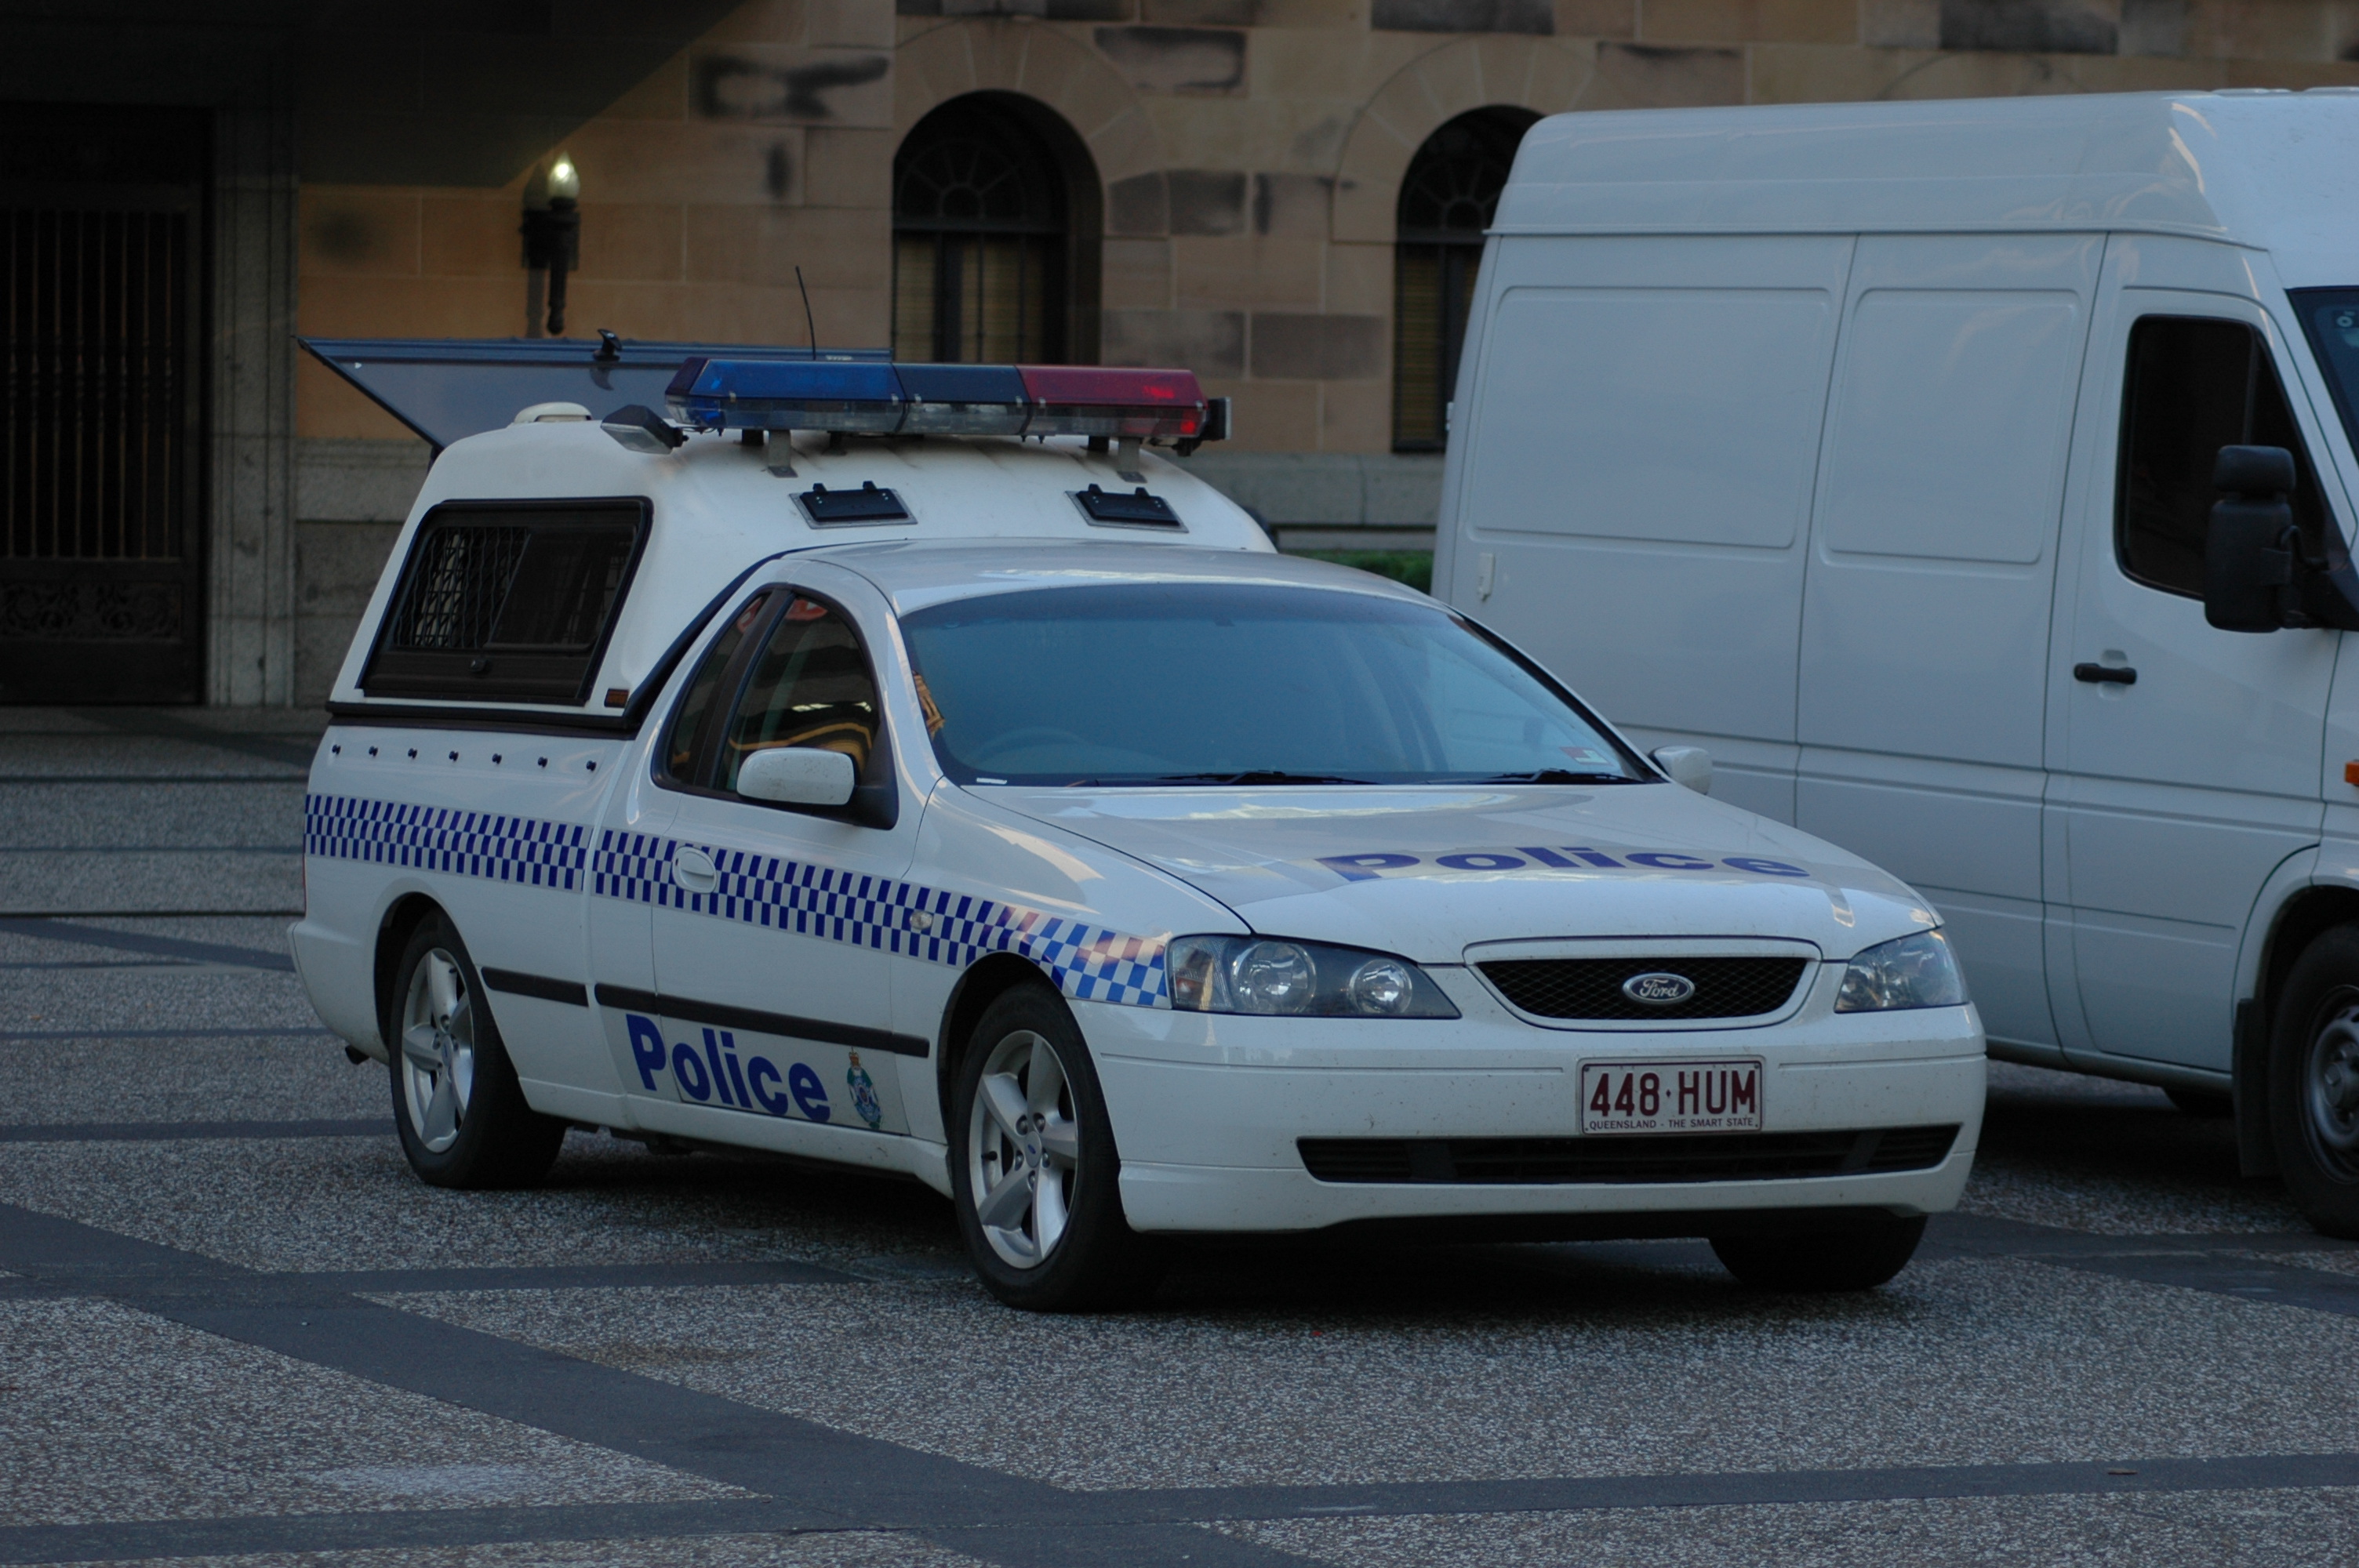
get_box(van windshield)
[2289,289,2359,459]
[897,582,1649,787]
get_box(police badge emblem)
[845,1051,883,1130]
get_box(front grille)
[1297,1125,1960,1184]
[1479,956,1809,1020]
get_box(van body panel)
[1452,235,1852,758]
[1787,234,2100,1051]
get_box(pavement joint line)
[0,1027,333,1041]
[0,1118,394,1144]
[0,844,305,854]
[0,909,304,933]
[0,773,304,784]
[0,1203,1320,1568]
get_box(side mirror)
[737,746,856,808]
[2205,445,2298,633]
[1651,745,1712,796]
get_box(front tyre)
[2270,925,2359,1238]
[949,985,1160,1312]
[1710,1214,1926,1292]
[386,913,565,1189]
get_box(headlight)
[1167,935,1459,1018]
[1835,930,1967,1012]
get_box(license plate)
[1579,1059,1762,1134]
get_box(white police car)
[289,355,1984,1309]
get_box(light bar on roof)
[1019,366,1206,440]
[667,358,905,434]
[660,358,1216,443]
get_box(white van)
[1435,90,2359,1236]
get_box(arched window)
[892,94,1100,365]
[1392,107,1537,452]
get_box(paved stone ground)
[5,708,2359,1567]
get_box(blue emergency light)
[662,358,1222,445]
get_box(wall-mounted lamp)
[521,154,581,337]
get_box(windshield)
[898,582,1649,787]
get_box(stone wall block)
[1938,0,2118,55]
[685,203,888,291]
[1319,376,1392,454]
[1101,307,1247,373]
[1253,172,1332,235]
[808,0,902,46]
[689,44,896,126]
[1107,171,1172,234]
[1520,33,1598,103]
[1586,41,1745,105]
[893,26,982,122]
[1554,0,1634,38]
[420,195,525,278]
[1325,240,1393,316]
[1860,0,1939,47]
[566,119,831,203]
[1085,102,1170,185]
[1094,25,1249,93]
[302,189,421,276]
[1103,236,1174,306]
[701,1,818,45]
[1407,35,1492,122]
[579,202,691,281]
[1166,168,1250,233]
[1249,311,1384,378]
[602,53,691,118]
[296,439,433,524]
[1640,0,1859,44]
[804,125,896,208]
[1176,236,1325,307]
[2183,0,2336,60]
[1372,0,1555,34]
[1247,27,1435,100]
[1211,379,1321,449]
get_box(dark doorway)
[892,94,1100,365]
[0,103,209,705]
[1392,107,1536,453]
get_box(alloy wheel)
[400,949,476,1154]
[965,1028,1081,1269]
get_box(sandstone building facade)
[9,1,2359,704]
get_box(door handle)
[2073,662,2137,686]
[672,846,718,894]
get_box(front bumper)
[1082,961,1984,1234]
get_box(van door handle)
[672,846,718,894]
[2074,662,2137,686]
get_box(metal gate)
[0,104,208,704]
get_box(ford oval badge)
[1623,971,1696,1007]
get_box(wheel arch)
[373,892,448,1043]
[936,953,1065,1131]
[2237,869,2359,1177]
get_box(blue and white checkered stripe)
[592,830,1168,1009]
[305,795,589,891]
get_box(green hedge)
[1289,550,1434,594]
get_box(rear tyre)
[385,913,566,1189]
[1710,1214,1926,1292]
[2166,1086,2235,1119]
[2269,925,2359,1239]
[949,985,1162,1312]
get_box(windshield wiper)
[1464,768,1637,785]
[1063,770,1375,787]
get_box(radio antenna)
[795,266,817,359]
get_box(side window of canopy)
[363,499,648,705]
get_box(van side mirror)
[2205,445,2299,633]
[737,746,856,808]
[1650,745,1712,796]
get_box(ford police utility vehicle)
[289,349,1984,1308]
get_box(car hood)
[976,782,1935,964]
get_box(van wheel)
[2166,1086,2234,1119]
[2270,925,2359,1238]
[949,985,1161,1312]
[1710,1214,1926,1292]
[386,913,566,1189]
